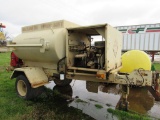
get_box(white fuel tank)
[9,20,79,64]
[13,28,66,63]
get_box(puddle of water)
[45,80,160,119]
[69,101,117,120]
[127,87,154,114]
[46,81,118,120]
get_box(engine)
[70,41,105,69]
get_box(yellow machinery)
[0,23,6,47]
[0,23,6,40]
[0,32,5,40]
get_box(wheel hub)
[17,80,27,96]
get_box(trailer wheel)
[54,78,72,86]
[16,75,44,100]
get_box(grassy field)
[0,52,93,120]
[0,52,159,120]
[152,63,160,71]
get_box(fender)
[11,67,48,88]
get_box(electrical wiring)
[137,68,145,86]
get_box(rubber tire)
[16,75,44,100]
[54,78,72,86]
[53,85,73,97]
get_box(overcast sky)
[1,0,160,37]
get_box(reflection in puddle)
[45,80,160,119]
[127,87,154,114]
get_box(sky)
[1,0,160,38]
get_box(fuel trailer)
[7,20,160,110]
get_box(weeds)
[107,108,151,120]
[75,98,88,103]
[0,52,10,66]
[95,104,103,109]
[153,63,160,71]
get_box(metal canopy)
[67,24,107,35]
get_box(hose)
[57,56,66,73]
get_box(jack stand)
[117,85,129,111]
[154,73,160,95]
[148,72,160,101]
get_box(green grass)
[152,63,160,71]
[107,108,151,120]
[0,74,33,120]
[75,99,88,103]
[95,104,103,109]
[0,52,93,120]
[0,52,10,66]
[0,52,33,119]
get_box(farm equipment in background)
[0,23,6,46]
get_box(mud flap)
[11,67,48,88]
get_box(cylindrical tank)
[120,50,151,73]
[12,28,67,63]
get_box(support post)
[147,72,160,101]
[117,85,129,111]
[149,51,157,62]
